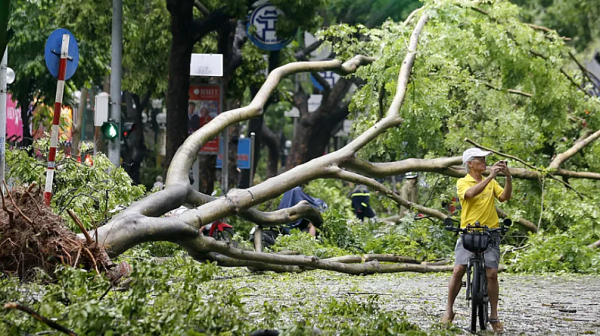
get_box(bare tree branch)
[238,201,324,228]
[207,253,303,272]
[295,40,325,60]
[465,138,584,198]
[588,239,600,249]
[549,129,600,169]
[479,81,533,98]
[403,8,421,26]
[325,254,419,264]
[328,166,448,220]
[342,156,462,178]
[496,207,537,232]
[4,302,77,336]
[193,0,210,16]
[388,12,430,117]
[167,55,375,186]
[554,169,600,180]
[525,23,571,40]
[568,52,600,94]
[311,71,331,94]
[185,236,457,275]
[187,183,324,228]
[98,216,200,257]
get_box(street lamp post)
[108,0,123,167]
[0,47,7,190]
[0,47,14,191]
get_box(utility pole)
[0,48,6,188]
[108,0,122,166]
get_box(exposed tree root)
[0,185,114,281]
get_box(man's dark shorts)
[454,233,500,269]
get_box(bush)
[510,229,600,273]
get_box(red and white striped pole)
[44,34,70,206]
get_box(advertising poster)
[6,94,22,141]
[188,84,221,154]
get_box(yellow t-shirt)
[457,174,504,229]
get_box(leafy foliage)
[0,253,460,336]
[6,144,145,231]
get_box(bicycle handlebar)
[443,217,512,234]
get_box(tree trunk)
[164,0,194,169]
[122,92,147,184]
[19,99,32,149]
[261,123,279,178]
[287,79,353,169]
[198,154,216,195]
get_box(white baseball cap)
[462,148,492,164]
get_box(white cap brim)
[462,148,492,164]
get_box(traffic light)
[122,122,136,138]
[101,120,119,140]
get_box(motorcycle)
[203,220,237,247]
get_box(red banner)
[189,84,221,153]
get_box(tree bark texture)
[164,0,194,168]
[122,92,148,184]
[286,79,353,170]
[261,123,280,178]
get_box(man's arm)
[464,176,495,199]
[464,163,502,200]
[498,164,512,202]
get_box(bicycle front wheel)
[470,261,483,333]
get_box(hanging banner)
[6,94,22,141]
[189,84,222,154]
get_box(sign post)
[43,29,79,205]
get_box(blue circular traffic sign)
[247,4,293,51]
[44,28,79,80]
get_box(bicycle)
[444,217,512,333]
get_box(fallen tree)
[7,2,600,280]
[88,3,600,273]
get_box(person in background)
[277,186,327,236]
[350,184,376,221]
[188,102,200,134]
[153,176,164,190]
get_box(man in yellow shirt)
[442,148,512,333]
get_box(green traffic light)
[101,121,119,140]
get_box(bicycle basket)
[462,232,490,253]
